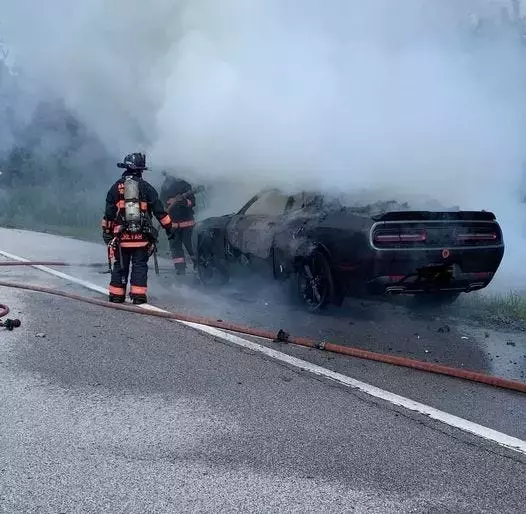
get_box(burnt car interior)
[236,189,343,218]
[235,189,421,224]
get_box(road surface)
[1,228,525,512]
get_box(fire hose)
[0,263,525,394]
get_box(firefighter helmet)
[117,152,148,171]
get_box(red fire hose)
[0,275,525,394]
[0,303,9,318]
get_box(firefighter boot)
[109,294,125,303]
[131,295,147,305]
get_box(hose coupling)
[1,318,21,331]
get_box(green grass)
[455,291,526,327]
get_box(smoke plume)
[2,0,526,289]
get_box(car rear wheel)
[296,250,334,312]
[196,237,230,287]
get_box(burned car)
[194,188,505,311]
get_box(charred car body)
[194,189,505,311]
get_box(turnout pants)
[169,225,196,272]
[109,245,150,301]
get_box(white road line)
[1,247,525,456]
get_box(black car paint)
[194,190,505,306]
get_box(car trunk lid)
[370,211,503,250]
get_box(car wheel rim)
[299,256,329,310]
[198,256,215,283]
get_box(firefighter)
[159,171,197,275]
[101,152,174,304]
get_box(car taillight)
[455,232,497,242]
[374,230,427,244]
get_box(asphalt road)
[2,228,525,378]
[1,228,526,512]
[1,228,525,439]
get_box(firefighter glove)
[103,232,113,245]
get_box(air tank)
[123,177,141,228]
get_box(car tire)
[196,235,230,287]
[296,249,334,312]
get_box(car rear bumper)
[369,268,494,294]
[364,246,504,295]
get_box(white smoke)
[3,0,526,289]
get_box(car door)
[226,189,290,260]
[225,194,259,254]
[275,192,321,253]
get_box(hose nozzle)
[1,318,21,331]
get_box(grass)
[454,290,526,328]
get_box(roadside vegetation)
[453,290,526,328]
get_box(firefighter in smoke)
[159,171,197,275]
[101,152,174,304]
